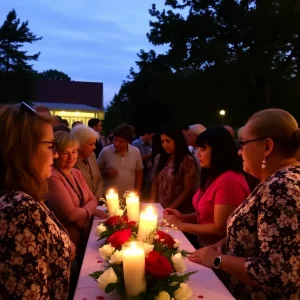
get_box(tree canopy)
[39,69,71,81]
[105,0,300,133]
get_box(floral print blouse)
[226,166,300,299]
[0,191,72,299]
[154,154,197,213]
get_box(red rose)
[145,251,173,278]
[107,228,132,248]
[126,221,136,227]
[104,216,122,226]
[156,230,175,248]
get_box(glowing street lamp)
[219,110,226,125]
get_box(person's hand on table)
[94,209,108,219]
[164,208,184,220]
[188,246,220,268]
[164,214,183,229]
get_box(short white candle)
[126,192,140,222]
[106,189,120,216]
[123,242,146,297]
[137,206,158,243]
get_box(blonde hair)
[70,124,99,147]
[0,105,52,200]
[54,131,79,152]
[248,108,300,157]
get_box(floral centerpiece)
[92,209,196,300]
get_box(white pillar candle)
[122,242,146,297]
[126,192,140,222]
[106,189,120,216]
[137,206,158,243]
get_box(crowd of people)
[0,102,300,299]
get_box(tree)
[0,9,42,104]
[0,9,42,74]
[39,69,71,81]
[147,0,300,118]
[105,1,300,132]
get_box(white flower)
[95,224,107,237]
[142,243,154,256]
[115,209,124,216]
[173,239,180,248]
[155,291,171,300]
[99,243,115,259]
[174,283,193,300]
[109,250,123,264]
[172,253,186,273]
[97,267,118,290]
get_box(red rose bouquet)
[95,214,138,241]
[90,227,196,300]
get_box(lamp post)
[219,110,226,125]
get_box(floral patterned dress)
[226,166,300,299]
[154,154,196,213]
[0,191,72,299]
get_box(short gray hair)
[54,131,79,152]
[189,124,206,135]
[71,124,99,147]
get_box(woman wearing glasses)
[70,125,104,202]
[189,109,300,299]
[46,131,106,265]
[0,104,74,299]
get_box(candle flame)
[145,206,154,214]
[108,189,115,195]
[130,242,137,249]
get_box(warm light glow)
[219,110,226,116]
[123,242,144,257]
[108,189,116,195]
[57,110,95,118]
[145,206,154,215]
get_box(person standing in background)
[97,123,143,197]
[132,130,154,199]
[88,118,104,157]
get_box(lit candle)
[106,189,120,216]
[123,242,146,297]
[137,206,158,243]
[126,192,140,222]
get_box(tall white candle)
[123,242,146,297]
[106,189,120,216]
[137,206,158,243]
[126,192,140,222]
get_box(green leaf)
[89,270,103,280]
[105,282,118,293]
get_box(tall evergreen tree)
[0,9,42,74]
[0,9,42,104]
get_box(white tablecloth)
[73,203,234,300]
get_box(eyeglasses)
[41,141,58,154]
[239,138,266,150]
[20,102,37,114]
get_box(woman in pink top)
[46,131,106,261]
[165,127,250,247]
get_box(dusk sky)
[0,0,168,106]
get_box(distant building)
[33,80,104,125]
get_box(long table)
[73,203,234,300]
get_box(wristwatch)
[213,255,223,270]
